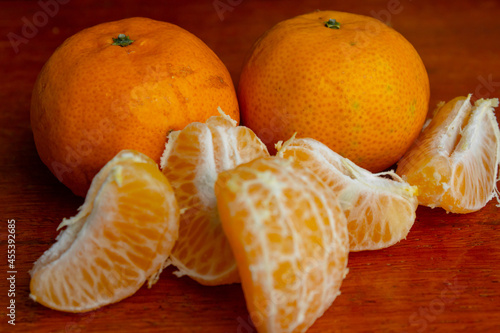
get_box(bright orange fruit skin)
[31,17,239,197]
[238,11,430,171]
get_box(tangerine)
[31,17,239,197]
[238,11,429,171]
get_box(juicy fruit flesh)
[277,137,418,251]
[161,113,269,285]
[215,157,349,332]
[29,150,179,312]
[397,95,500,213]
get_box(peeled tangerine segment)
[215,157,349,333]
[29,150,180,313]
[397,95,500,213]
[277,137,418,251]
[160,111,269,285]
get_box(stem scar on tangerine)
[112,33,134,46]
[325,19,341,29]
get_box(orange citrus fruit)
[277,136,418,251]
[397,95,500,213]
[215,157,349,332]
[31,17,239,197]
[238,10,430,171]
[160,111,269,285]
[30,150,179,312]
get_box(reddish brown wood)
[1,0,500,332]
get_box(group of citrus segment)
[27,11,500,333]
[160,111,269,285]
[30,150,179,312]
[397,95,500,213]
[29,93,500,327]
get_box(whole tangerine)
[238,11,429,171]
[31,17,239,197]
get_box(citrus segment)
[397,95,500,213]
[160,112,269,285]
[215,157,349,332]
[277,137,418,251]
[30,150,179,312]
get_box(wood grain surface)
[1,0,500,332]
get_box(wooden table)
[1,0,499,332]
